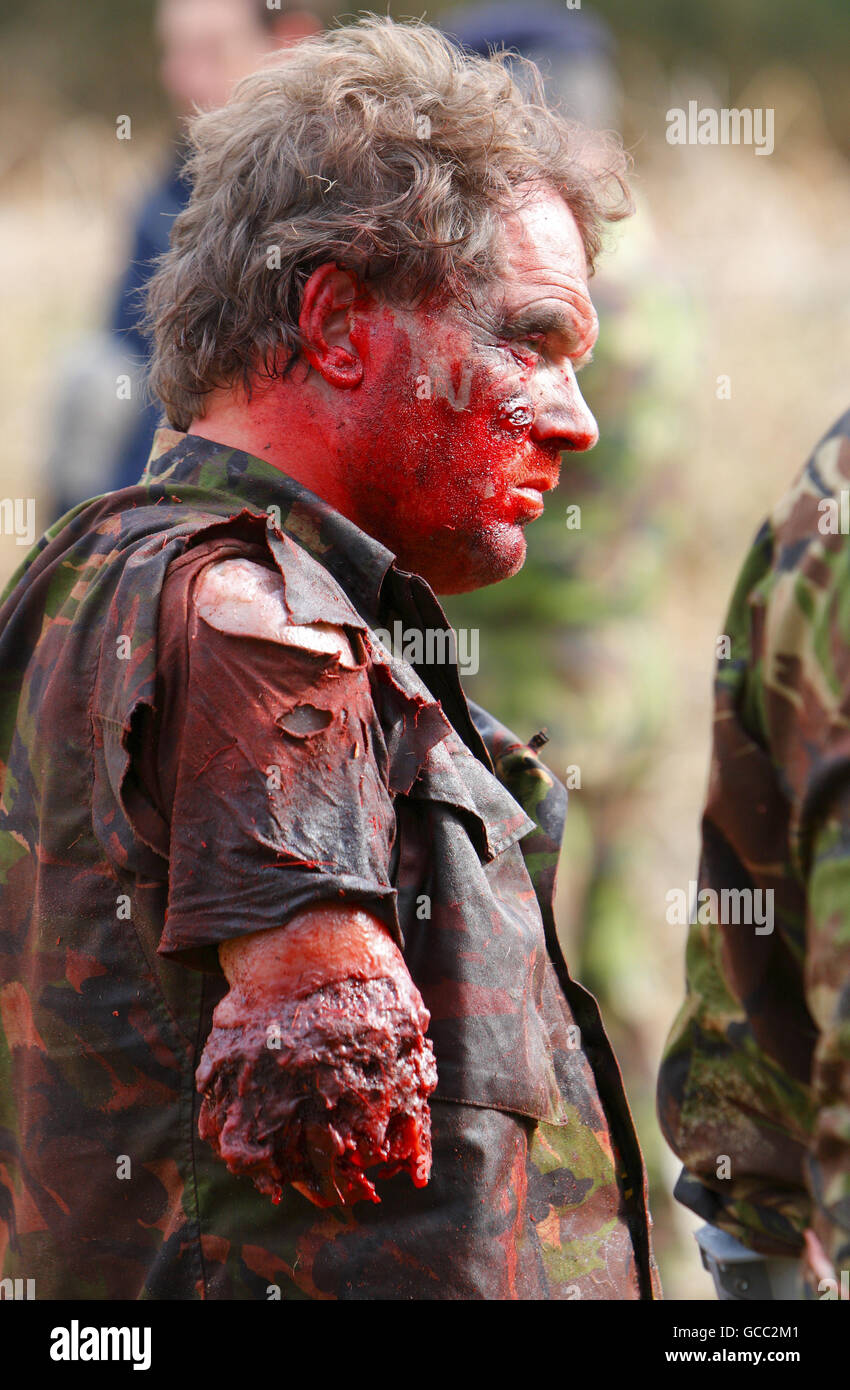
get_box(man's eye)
[505,338,542,363]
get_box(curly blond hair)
[146,14,631,429]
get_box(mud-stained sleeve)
[805,794,850,1269]
[782,535,850,1271]
[155,556,400,970]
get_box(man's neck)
[188,378,355,520]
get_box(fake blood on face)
[336,309,564,595]
[234,318,550,594]
[190,188,599,597]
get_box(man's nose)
[531,368,599,453]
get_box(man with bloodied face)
[0,17,660,1298]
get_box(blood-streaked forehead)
[494,187,599,359]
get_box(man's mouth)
[509,485,546,519]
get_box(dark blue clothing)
[442,0,612,57]
[108,151,192,492]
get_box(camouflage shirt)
[658,407,850,1271]
[0,428,659,1299]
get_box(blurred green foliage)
[596,0,850,64]
[1,0,165,126]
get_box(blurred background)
[2,0,850,1299]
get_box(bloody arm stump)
[196,907,437,1207]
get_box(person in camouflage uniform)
[0,18,660,1298]
[658,406,850,1292]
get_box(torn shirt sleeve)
[140,547,400,971]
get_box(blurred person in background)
[45,0,323,518]
[659,410,850,1300]
[440,0,620,122]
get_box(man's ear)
[298,263,364,389]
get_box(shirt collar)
[141,427,395,627]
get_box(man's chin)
[429,525,528,595]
